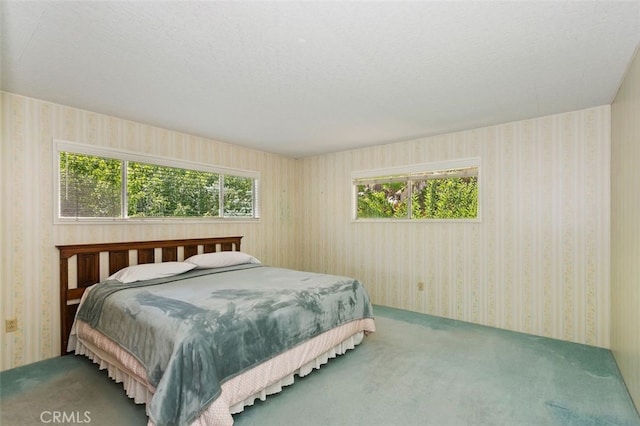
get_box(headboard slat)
[184,245,198,259]
[57,236,242,355]
[77,253,100,287]
[138,248,155,264]
[162,247,178,262]
[109,250,129,275]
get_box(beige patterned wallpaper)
[611,48,640,410]
[0,91,613,372]
[0,92,300,370]
[298,106,611,348]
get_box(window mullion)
[252,179,258,218]
[407,179,413,219]
[219,174,225,217]
[122,160,128,218]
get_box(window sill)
[54,217,261,225]
[351,218,482,224]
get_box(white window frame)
[53,139,260,224]
[351,157,481,222]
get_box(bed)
[58,236,375,426]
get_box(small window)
[55,140,260,222]
[352,158,480,221]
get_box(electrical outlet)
[417,281,425,291]
[6,318,17,332]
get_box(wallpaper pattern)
[298,106,611,348]
[611,48,640,410]
[0,92,613,371]
[0,92,299,370]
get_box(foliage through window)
[353,159,480,220]
[56,141,259,221]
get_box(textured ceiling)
[2,1,639,158]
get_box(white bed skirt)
[73,318,375,426]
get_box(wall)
[611,48,640,410]
[298,106,611,348]
[0,91,615,370]
[0,92,300,370]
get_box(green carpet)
[1,305,638,426]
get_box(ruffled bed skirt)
[73,318,374,426]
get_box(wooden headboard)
[56,236,243,355]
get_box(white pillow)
[184,251,260,269]
[108,261,196,284]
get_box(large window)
[352,158,480,221]
[55,140,259,222]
